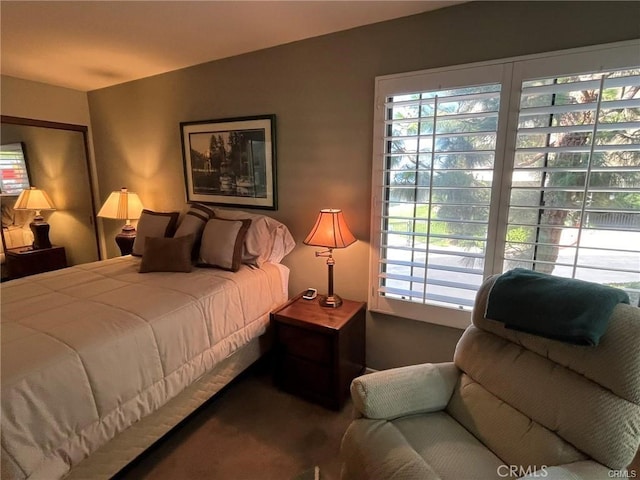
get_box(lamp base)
[319,294,343,308]
[30,217,52,250]
[115,225,136,256]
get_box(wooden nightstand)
[5,245,67,279]
[271,293,366,410]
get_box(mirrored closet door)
[1,116,100,272]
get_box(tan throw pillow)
[197,218,251,272]
[139,234,194,273]
[132,209,179,256]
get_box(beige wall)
[87,1,640,369]
[0,76,101,265]
[1,75,91,126]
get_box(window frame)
[369,40,640,329]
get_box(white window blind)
[379,85,501,309]
[505,69,640,305]
[370,41,640,327]
[0,143,30,196]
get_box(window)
[0,142,31,196]
[370,41,640,328]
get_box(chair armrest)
[350,362,460,420]
[518,461,613,480]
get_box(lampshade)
[304,209,356,308]
[14,187,56,214]
[97,187,144,221]
[303,209,356,249]
[97,187,144,256]
[14,187,56,250]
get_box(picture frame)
[180,114,277,210]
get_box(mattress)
[0,256,288,479]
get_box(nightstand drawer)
[271,293,366,410]
[276,323,332,365]
[279,355,331,398]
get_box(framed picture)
[180,114,277,210]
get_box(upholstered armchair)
[341,274,640,479]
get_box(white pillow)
[212,208,295,266]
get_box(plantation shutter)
[377,83,502,309]
[370,42,640,327]
[505,68,640,304]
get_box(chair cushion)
[391,412,506,480]
[446,372,586,468]
[341,412,505,480]
[454,325,640,470]
[464,275,640,469]
[474,275,640,404]
[341,419,441,480]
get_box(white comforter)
[0,256,287,479]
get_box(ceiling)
[1,1,460,92]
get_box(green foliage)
[506,227,530,244]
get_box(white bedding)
[0,256,288,479]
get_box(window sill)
[369,296,472,330]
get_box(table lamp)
[97,187,144,255]
[304,208,356,307]
[13,187,56,249]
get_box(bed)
[0,206,294,480]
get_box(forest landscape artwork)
[181,115,277,209]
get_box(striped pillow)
[174,203,214,258]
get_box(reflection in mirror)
[0,142,31,194]
[0,116,100,277]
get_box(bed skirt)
[65,331,272,479]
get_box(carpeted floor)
[114,358,353,480]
